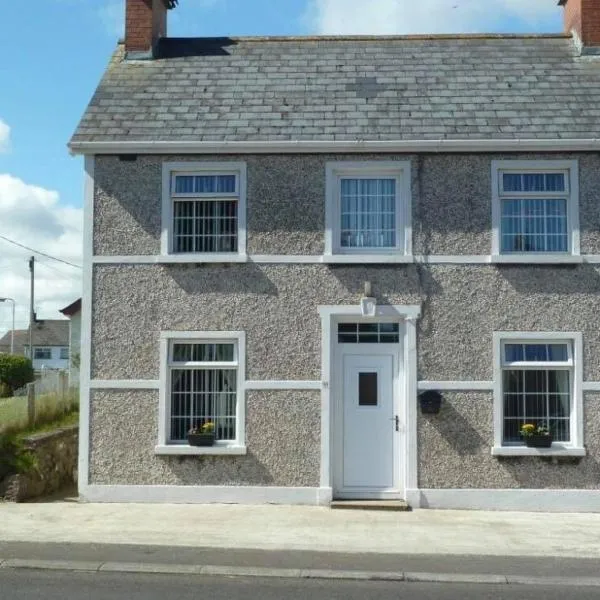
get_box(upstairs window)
[492,161,579,257]
[162,162,247,258]
[60,347,69,360]
[34,347,52,360]
[326,162,412,256]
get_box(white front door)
[335,344,402,499]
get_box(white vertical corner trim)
[318,304,421,495]
[160,161,247,259]
[492,331,584,451]
[79,155,95,491]
[491,159,580,258]
[404,316,418,491]
[324,161,412,257]
[158,331,246,448]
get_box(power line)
[0,234,82,269]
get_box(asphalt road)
[2,570,600,600]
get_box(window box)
[187,432,215,447]
[523,434,553,448]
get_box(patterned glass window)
[171,173,239,254]
[499,171,569,253]
[338,322,400,344]
[168,341,238,443]
[501,341,572,444]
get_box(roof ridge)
[150,33,570,43]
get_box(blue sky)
[0,0,564,334]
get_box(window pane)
[502,368,571,444]
[505,343,569,363]
[501,197,568,253]
[172,343,234,362]
[174,174,236,194]
[337,322,399,344]
[358,372,378,406]
[170,368,237,442]
[340,178,397,248]
[173,199,238,253]
[503,173,565,193]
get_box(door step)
[330,500,410,511]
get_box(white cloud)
[0,119,10,154]
[0,174,82,337]
[304,0,561,35]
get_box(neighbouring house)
[60,299,82,387]
[0,320,70,371]
[69,0,600,511]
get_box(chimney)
[125,0,174,58]
[560,0,600,52]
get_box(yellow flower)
[521,424,536,433]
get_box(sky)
[0,0,564,336]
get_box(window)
[159,332,245,451]
[338,322,400,344]
[326,162,411,256]
[493,332,584,455]
[162,162,247,258]
[34,347,52,360]
[492,161,579,257]
[60,347,69,360]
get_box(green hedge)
[0,355,34,397]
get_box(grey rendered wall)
[89,390,320,487]
[93,152,600,257]
[90,153,600,490]
[418,393,600,489]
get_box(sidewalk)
[1,502,600,558]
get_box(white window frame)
[161,162,247,262]
[491,160,580,262]
[492,331,585,457]
[325,161,412,258]
[60,347,69,360]
[156,331,246,456]
[34,347,52,360]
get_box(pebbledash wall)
[83,153,600,510]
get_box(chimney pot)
[560,0,600,50]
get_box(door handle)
[391,415,399,431]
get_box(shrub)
[0,354,34,396]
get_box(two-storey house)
[70,0,600,511]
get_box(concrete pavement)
[2,502,600,558]
[2,502,600,587]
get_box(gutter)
[68,138,600,155]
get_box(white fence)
[13,370,69,398]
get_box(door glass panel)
[358,372,378,406]
[338,323,399,344]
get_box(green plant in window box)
[187,421,216,447]
[520,423,553,448]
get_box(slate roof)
[70,34,600,145]
[0,321,69,354]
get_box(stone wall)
[0,426,78,502]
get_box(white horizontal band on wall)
[90,380,160,390]
[245,381,322,390]
[80,484,333,505]
[582,382,600,392]
[417,381,494,391]
[90,254,600,265]
[89,380,322,391]
[70,138,600,155]
[406,488,600,513]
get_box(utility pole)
[28,256,35,360]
